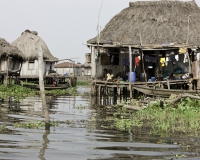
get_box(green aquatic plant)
[77,80,90,86]
[0,125,9,133]
[45,89,68,96]
[113,97,200,136]
[14,120,60,129]
[0,84,37,102]
[66,87,77,95]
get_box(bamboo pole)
[37,39,50,130]
[129,46,133,99]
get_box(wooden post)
[98,85,101,95]
[4,57,10,86]
[129,46,133,99]
[37,39,50,130]
[91,46,96,79]
[167,79,170,90]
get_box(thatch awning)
[0,38,26,60]
[87,1,200,47]
[11,30,58,62]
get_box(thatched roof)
[11,30,58,61]
[83,62,91,68]
[54,61,82,68]
[0,38,25,60]
[87,1,200,47]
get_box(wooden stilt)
[98,85,101,96]
[167,80,170,89]
[117,87,120,96]
[37,39,50,130]
[129,46,133,99]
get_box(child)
[107,69,114,82]
[187,74,193,90]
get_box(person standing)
[53,75,58,87]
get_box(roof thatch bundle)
[12,30,58,61]
[87,1,200,46]
[0,38,25,60]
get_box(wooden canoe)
[133,85,200,97]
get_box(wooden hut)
[86,1,200,96]
[11,30,58,81]
[54,61,83,76]
[0,38,25,85]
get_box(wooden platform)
[91,79,196,97]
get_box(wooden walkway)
[91,79,194,97]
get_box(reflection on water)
[91,94,130,106]
[0,86,199,160]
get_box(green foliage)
[0,84,37,102]
[14,120,60,129]
[113,105,143,131]
[66,87,77,95]
[0,125,9,133]
[45,89,68,96]
[77,81,90,86]
[113,97,200,136]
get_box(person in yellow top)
[107,69,114,82]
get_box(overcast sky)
[1,0,200,63]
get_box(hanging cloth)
[111,55,114,63]
[170,54,176,65]
[196,52,200,61]
[135,56,140,66]
[183,52,189,63]
[160,58,165,67]
[175,55,179,61]
[179,48,188,54]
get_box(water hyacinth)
[113,97,200,136]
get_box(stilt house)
[87,1,200,89]
[11,30,58,80]
[0,38,25,84]
[54,62,83,76]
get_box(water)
[0,86,199,160]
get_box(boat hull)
[133,85,199,97]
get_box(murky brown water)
[0,86,199,160]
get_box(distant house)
[11,30,58,79]
[82,62,91,76]
[54,61,83,76]
[83,53,91,76]
[0,38,25,84]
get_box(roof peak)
[21,29,38,36]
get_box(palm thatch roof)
[11,30,58,61]
[87,1,200,47]
[0,38,25,60]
